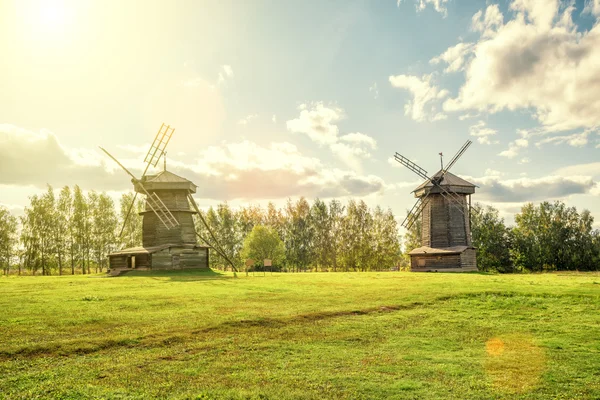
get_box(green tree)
[328,200,344,272]
[284,198,313,272]
[73,185,90,274]
[241,225,285,270]
[372,206,402,271]
[0,207,18,274]
[470,203,511,272]
[92,193,118,272]
[310,199,331,271]
[511,201,599,271]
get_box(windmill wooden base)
[108,244,210,276]
[409,246,477,272]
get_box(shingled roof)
[412,170,476,196]
[135,170,198,193]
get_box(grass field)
[1,270,599,399]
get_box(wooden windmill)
[100,123,236,275]
[394,140,478,272]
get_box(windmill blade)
[118,192,139,238]
[187,194,239,272]
[144,190,179,229]
[394,153,429,181]
[441,140,472,176]
[432,182,467,216]
[100,146,179,231]
[402,196,429,229]
[99,147,140,181]
[143,123,175,174]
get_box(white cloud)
[459,113,478,121]
[498,130,529,158]
[519,157,531,164]
[584,0,600,17]
[339,132,377,149]
[389,74,449,122]
[286,102,343,145]
[555,162,600,179]
[272,114,277,123]
[218,64,234,84]
[484,168,503,177]
[536,131,591,148]
[441,1,600,133]
[286,103,377,170]
[180,140,386,199]
[238,114,258,125]
[0,124,387,201]
[369,82,379,99]
[469,174,596,202]
[471,4,503,37]
[469,120,498,145]
[0,124,131,191]
[397,0,449,17]
[430,42,474,73]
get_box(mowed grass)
[0,271,599,399]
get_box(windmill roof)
[144,170,196,185]
[412,170,476,193]
[137,170,198,193]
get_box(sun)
[14,0,76,43]
[37,0,70,30]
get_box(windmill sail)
[99,146,179,231]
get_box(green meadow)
[1,271,599,399]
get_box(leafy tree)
[57,186,73,275]
[284,198,313,272]
[402,213,421,254]
[310,199,331,271]
[470,203,511,272]
[372,206,402,270]
[241,225,285,270]
[73,186,90,274]
[511,201,599,271]
[92,193,118,272]
[265,202,285,240]
[0,207,18,274]
[328,200,344,272]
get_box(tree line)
[0,188,402,274]
[195,198,402,272]
[1,185,599,274]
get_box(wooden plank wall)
[421,200,432,247]
[150,247,209,269]
[411,254,461,270]
[421,194,471,248]
[460,249,477,270]
[448,197,468,246]
[142,211,197,247]
[109,255,128,269]
[430,195,450,248]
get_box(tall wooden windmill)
[100,124,236,275]
[394,140,478,272]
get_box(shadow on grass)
[118,268,234,282]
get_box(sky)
[1,0,600,230]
